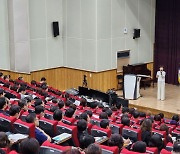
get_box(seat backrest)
[20,111,29,122]
[62,116,76,125]
[40,141,70,154]
[146,147,158,154]
[39,117,58,137]
[0,113,16,132]
[100,145,119,154]
[91,125,111,138]
[120,148,143,154]
[160,149,171,154]
[110,122,124,134]
[172,129,180,137]
[90,117,101,126]
[13,119,35,138]
[165,142,173,152]
[56,121,79,147]
[44,110,54,120]
[122,126,141,142]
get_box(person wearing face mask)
[156,66,166,101]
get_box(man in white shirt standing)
[156,66,166,101]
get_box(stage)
[116,84,180,119]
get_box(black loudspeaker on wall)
[52,22,59,37]
[133,29,140,39]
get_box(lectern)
[123,74,141,100]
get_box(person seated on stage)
[132,141,146,153]
[141,118,152,145]
[53,109,63,121]
[99,112,108,120]
[35,105,45,119]
[20,138,40,154]
[0,97,9,116]
[34,99,44,107]
[160,123,173,143]
[108,134,124,153]
[172,141,180,154]
[158,113,165,123]
[79,134,95,150]
[148,134,164,152]
[85,143,102,154]
[121,117,130,127]
[77,119,88,141]
[25,113,51,145]
[9,105,20,119]
[170,115,179,125]
[100,119,110,129]
[58,100,65,109]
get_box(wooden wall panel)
[147,62,154,77]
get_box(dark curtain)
[154,0,180,84]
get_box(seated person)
[0,132,11,153]
[170,114,179,125]
[122,107,129,115]
[34,99,44,107]
[89,102,98,113]
[18,99,28,112]
[18,87,27,99]
[85,143,102,154]
[79,134,95,149]
[141,118,152,145]
[9,105,20,119]
[0,97,9,116]
[132,110,140,119]
[108,133,124,152]
[35,105,45,119]
[173,140,180,154]
[64,108,75,118]
[57,100,64,109]
[77,119,88,141]
[100,119,110,129]
[158,113,164,123]
[121,117,130,127]
[49,106,59,113]
[99,112,108,120]
[3,75,9,82]
[86,110,93,118]
[53,109,63,121]
[24,97,33,108]
[40,77,46,84]
[20,138,39,154]
[132,141,146,153]
[80,98,87,108]
[148,134,164,152]
[160,123,173,143]
[0,89,5,98]
[154,114,161,124]
[25,113,51,145]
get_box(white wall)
[97,0,155,71]
[29,0,63,71]
[0,0,10,70]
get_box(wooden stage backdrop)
[0,62,153,92]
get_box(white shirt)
[156,71,166,82]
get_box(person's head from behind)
[35,105,45,118]
[9,105,20,119]
[49,106,58,113]
[154,114,161,121]
[79,112,89,122]
[26,113,39,126]
[65,108,75,118]
[79,135,95,149]
[62,148,81,154]
[0,72,3,78]
[18,86,26,94]
[3,75,9,81]
[86,110,93,118]
[34,99,44,107]
[58,100,64,109]
[85,143,102,154]
[121,117,130,126]
[18,99,28,111]
[18,77,23,81]
[132,141,146,153]
[122,107,129,114]
[129,108,135,115]
[3,83,10,88]
[40,77,46,83]
[53,109,63,121]
[108,134,124,150]
[90,102,98,109]
[173,141,180,154]
[20,138,39,154]
[80,98,87,107]
[99,112,108,120]
[158,113,164,119]
[0,132,10,148]
[116,102,121,110]
[172,115,179,122]
[148,134,163,151]
[0,89,4,97]
[105,109,113,117]
[0,97,7,110]
[31,80,36,85]
[160,123,169,135]
[141,118,152,132]
[100,119,109,129]
[133,110,140,119]
[77,119,87,132]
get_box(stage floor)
[116,84,180,118]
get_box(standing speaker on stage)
[156,66,166,101]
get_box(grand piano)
[123,63,153,88]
